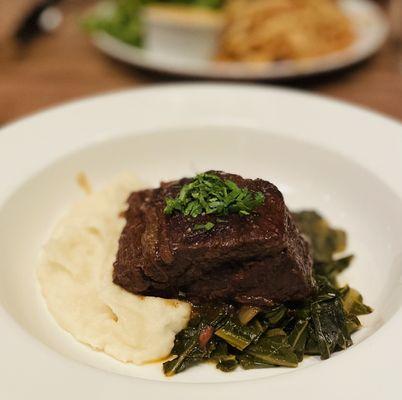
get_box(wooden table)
[0,0,401,125]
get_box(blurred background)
[0,0,401,125]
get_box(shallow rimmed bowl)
[0,83,401,399]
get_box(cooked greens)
[163,211,372,376]
[342,286,373,316]
[215,317,267,350]
[293,210,346,263]
[84,0,225,46]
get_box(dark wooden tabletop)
[1,0,401,125]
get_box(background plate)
[91,0,388,80]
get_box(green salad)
[84,0,225,46]
[163,211,372,376]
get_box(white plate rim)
[89,0,389,80]
[0,83,401,399]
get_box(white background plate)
[91,0,388,80]
[0,84,401,399]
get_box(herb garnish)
[164,173,265,228]
[194,222,215,231]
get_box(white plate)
[90,0,388,80]
[0,84,401,399]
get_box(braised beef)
[113,172,314,306]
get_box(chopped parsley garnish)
[194,222,215,231]
[164,173,265,228]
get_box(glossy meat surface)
[113,172,314,306]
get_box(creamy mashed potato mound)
[37,173,191,364]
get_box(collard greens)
[163,211,372,376]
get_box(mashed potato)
[37,173,191,364]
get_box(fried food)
[217,0,355,62]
